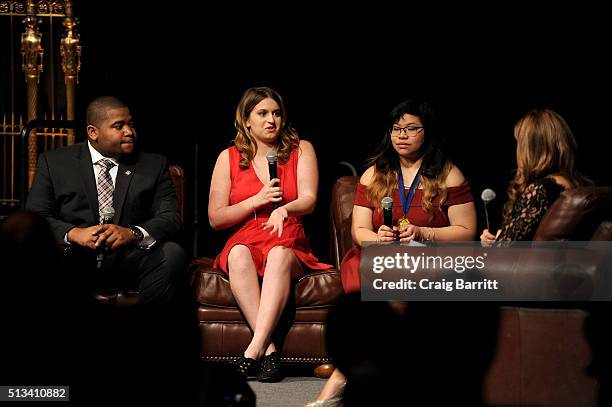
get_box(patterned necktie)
[96,158,115,223]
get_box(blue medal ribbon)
[397,165,422,221]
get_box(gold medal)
[397,217,411,233]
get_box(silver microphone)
[480,189,496,233]
[101,206,115,225]
[97,206,115,270]
[381,196,393,229]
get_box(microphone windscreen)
[381,196,393,209]
[266,150,278,163]
[481,188,496,203]
[101,206,115,222]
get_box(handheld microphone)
[96,206,115,270]
[480,189,497,233]
[266,150,279,209]
[381,196,393,229]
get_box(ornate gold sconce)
[60,0,80,144]
[20,0,44,188]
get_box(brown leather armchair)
[483,186,612,407]
[190,203,344,374]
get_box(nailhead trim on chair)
[280,357,333,363]
[201,356,333,363]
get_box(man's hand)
[93,224,137,250]
[67,225,107,249]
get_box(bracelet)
[251,197,257,220]
[423,227,435,242]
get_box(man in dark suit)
[25,96,201,402]
[26,96,186,305]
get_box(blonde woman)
[481,109,591,243]
[209,87,330,382]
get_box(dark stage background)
[64,5,612,260]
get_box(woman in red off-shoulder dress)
[340,179,474,293]
[309,99,477,406]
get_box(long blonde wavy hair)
[366,99,452,217]
[233,87,300,169]
[502,109,591,219]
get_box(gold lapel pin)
[125,170,132,175]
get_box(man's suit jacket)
[26,142,181,244]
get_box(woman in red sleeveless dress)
[309,99,477,406]
[209,87,330,382]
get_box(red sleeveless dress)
[213,146,331,276]
[340,182,474,293]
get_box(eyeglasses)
[391,126,424,137]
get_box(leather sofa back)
[330,176,360,268]
[535,186,612,241]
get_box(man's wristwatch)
[129,226,144,244]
